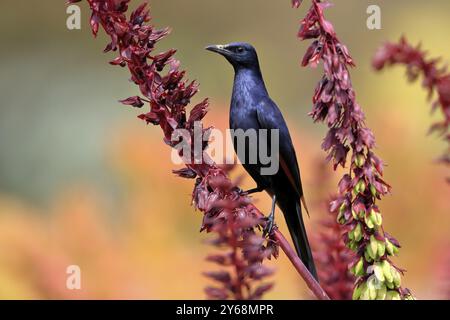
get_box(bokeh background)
[0,0,449,299]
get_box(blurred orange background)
[0,0,448,299]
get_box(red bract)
[75,0,330,300]
[293,1,412,299]
[373,37,450,180]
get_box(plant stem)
[274,229,330,300]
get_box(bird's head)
[206,42,259,70]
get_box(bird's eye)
[236,47,244,53]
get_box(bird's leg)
[263,195,277,237]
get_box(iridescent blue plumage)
[206,42,318,280]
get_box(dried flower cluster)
[70,0,329,300]
[373,37,450,181]
[292,0,413,299]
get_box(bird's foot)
[234,187,249,197]
[263,215,275,237]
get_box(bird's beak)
[205,44,229,56]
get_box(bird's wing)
[256,98,310,215]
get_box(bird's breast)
[230,79,260,130]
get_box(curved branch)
[274,229,330,300]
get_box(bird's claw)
[263,215,275,237]
[235,187,248,197]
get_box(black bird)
[206,42,318,280]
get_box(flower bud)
[367,276,377,300]
[355,154,365,168]
[392,267,401,288]
[366,243,376,260]
[364,214,375,229]
[354,223,362,242]
[386,240,395,255]
[348,241,358,251]
[376,284,387,300]
[392,244,399,255]
[374,263,385,282]
[370,209,382,226]
[352,284,362,300]
[382,260,393,283]
[370,235,378,258]
[370,184,377,197]
[387,281,394,289]
[386,290,401,300]
[348,229,355,240]
[336,211,345,225]
[377,241,386,257]
[355,257,364,276]
[358,180,366,193]
[360,283,370,300]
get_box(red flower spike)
[293,1,412,300]
[373,37,450,180]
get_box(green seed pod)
[374,263,385,282]
[365,214,375,229]
[376,284,387,300]
[386,290,401,300]
[355,258,364,276]
[352,209,358,220]
[350,265,356,275]
[370,235,378,258]
[336,211,345,225]
[367,277,377,300]
[354,223,362,242]
[377,241,386,257]
[392,267,401,288]
[392,245,399,255]
[369,209,377,224]
[360,283,370,300]
[386,281,394,289]
[370,184,377,197]
[347,240,358,251]
[355,154,365,168]
[382,260,393,283]
[376,213,383,226]
[366,243,376,260]
[358,180,366,193]
[364,250,373,263]
[392,292,401,300]
[358,210,365,219]
[386,240,394,256]
[348,229,355,240]
[352,284,362,300]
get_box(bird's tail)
[279,199,318,281]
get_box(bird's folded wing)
[256,99,309,215]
